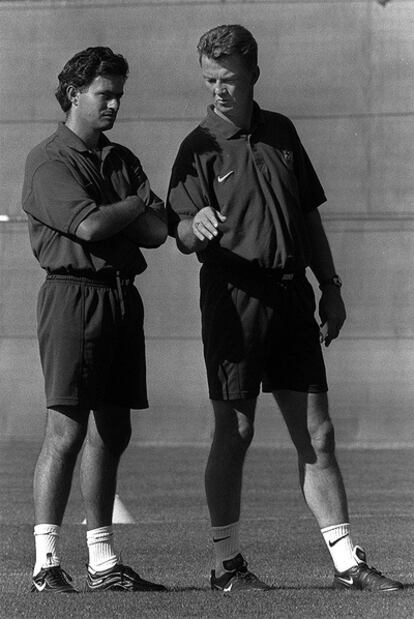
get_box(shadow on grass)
[170,583,414,593]
[170,585,332,593]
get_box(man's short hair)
[197,25,258,72]
[55,46,129,113]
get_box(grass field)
[1,441,413,618]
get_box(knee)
[215,418,254,453]
[237,418,254,448]
[89,416,132,459]
[294,419,335,464]
[309,419,336,457]
[109,424,132,458]
[44,413,87,460]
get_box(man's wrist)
[134,196,148,217]
[319,274,343,291]
[194,236,209,251]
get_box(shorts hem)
[208,390,260,401]
[46,397,80,409]
[46,398,149,410]
[262,384,328,394]
[130,403,150,411]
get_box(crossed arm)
[76,194,167,247]
[29,159,168,248]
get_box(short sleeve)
[291,125,326,213]
[24,160,97,235]
[125,154,165,215]
[166,140,207,235]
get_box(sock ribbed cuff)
[87,525,118,572]
[212,521,240,569]
[321,522,350,539]
[86,525,114,543]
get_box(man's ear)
[66,85,79,107]
[252,66,260,85]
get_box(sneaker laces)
[236,570,259,583]
[352,546,387,581]
[356,563,386,586]
[117,563,139,583]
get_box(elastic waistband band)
[202,263,305,283]
[46,273,135,288]
[260,268,305,282]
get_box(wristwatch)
[319,275,343,290]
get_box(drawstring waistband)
[46,272,134,318]
[115,271,126,318]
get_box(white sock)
[33,524,61,576]
[87,526,118,572]
[321,523,357,572]
[212,521,241,576]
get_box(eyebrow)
[97,89,124,97]
[202,72,236,80]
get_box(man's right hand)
[192,207,227,242]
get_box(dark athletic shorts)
[37,274,148,410]
[200,265,328,400]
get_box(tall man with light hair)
[167,24,403,593]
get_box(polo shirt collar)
[56,122,114,155]
[202,102,265,139]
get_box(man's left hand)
[319,287,346,347]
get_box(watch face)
[333,275,342,288]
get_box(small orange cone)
[82,494,136,524]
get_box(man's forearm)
[75,195,146,242]
[122,207,168,248]
[175,218,208,254]
[307,208,346,344]
[306,209,337,284]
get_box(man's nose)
[108,98,120,111]
[214,83,226,96]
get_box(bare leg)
[273,390,348,527]
[80,405,131,530]
[33,407,88,525]
[205,399,256,526]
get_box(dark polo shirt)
[167,103,326,272]
[22,123,164,276]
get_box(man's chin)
[215,102,232,113]
[100,118,116,130]
[214,105,234,123]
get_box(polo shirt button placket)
[247,135,265,174]
[252,149,267,176]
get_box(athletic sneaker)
[210,553,270,593]
[85,563,167,592]
[31,564,77,593]
[333,545,403,592]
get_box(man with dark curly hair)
[167,24,403,593]
[23,47,167,593]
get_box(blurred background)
[0,0,413,447]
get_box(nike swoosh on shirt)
[217,171,234,183]
[329,533,349,547]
